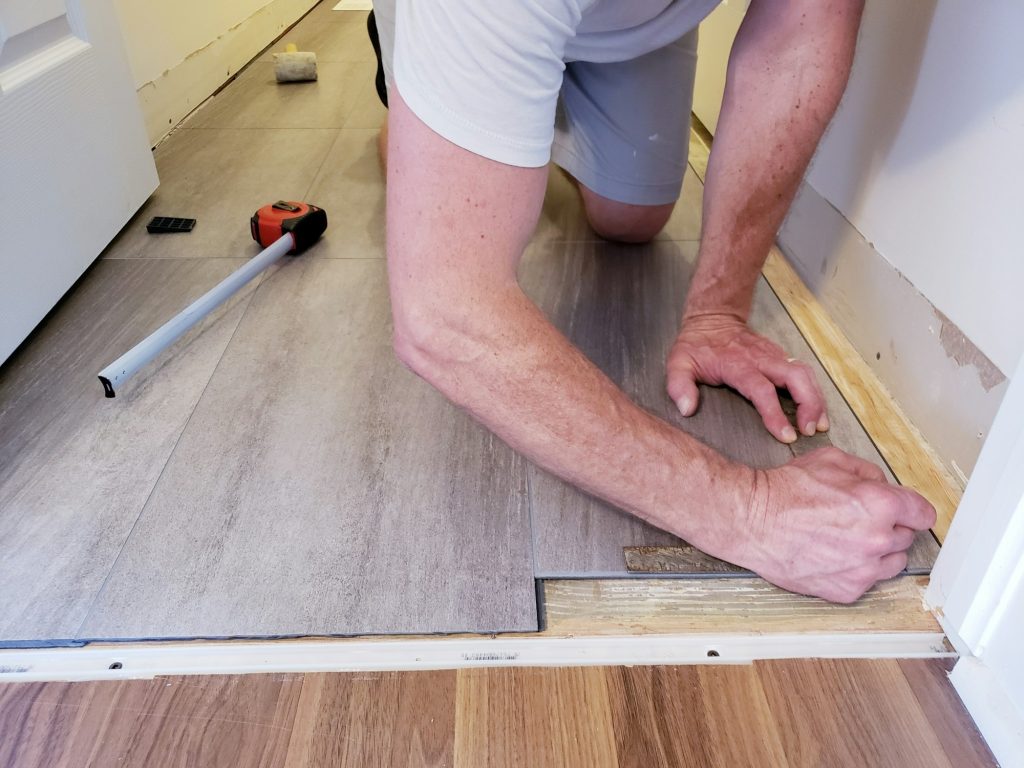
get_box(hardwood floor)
[0,660,995,767]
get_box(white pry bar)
[97,233,294,397]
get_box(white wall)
[112,0,318,144]
[115,0,275,89]
[805,0,1024,377]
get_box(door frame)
[926,350,1024,767]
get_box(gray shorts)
[373,3,697,207]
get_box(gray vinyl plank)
[0,258,255,642]
[343,78,388,129]
[101,128,338,261]
[304,129,385,257]
[519,240,794,577]
[78,258,537,640]
[185,61,372,130]
[519,239,938,577]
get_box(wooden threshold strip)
[0,577,946,682]
[687,128,962,541]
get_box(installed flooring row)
[0,660,996,768]
[0,6,935,643]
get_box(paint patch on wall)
[936,309,1006,391]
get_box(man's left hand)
[666,313,829,443]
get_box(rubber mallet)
[98,201,327,397]
[274,43,317,83]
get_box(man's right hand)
[730,446,936,603]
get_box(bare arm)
[668,0,864,441]
[387,85,934,603]
[387,89,752,560]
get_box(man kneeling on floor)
[368,0,935,603]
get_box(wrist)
[680,309,747,329]
[687,458,762,564]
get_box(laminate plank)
[0,258,255,642]
[519,240,796,577]
[898,659,998,768]
[543,577,941,636]
[604,666,711,767]
[185,61,371,130]
[757,659,954,768]
[605,665,790,768]
[284,671,455,767]
[303,129,385,258]
[0,675,302,768]
[78,258,537,639]
[2,662,995,768]
[101,128,338,261]
[454,667,618,768]
[697,665,791,768]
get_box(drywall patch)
[936,309,1006,391]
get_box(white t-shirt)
[394,0,719,168]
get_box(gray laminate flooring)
[0,4,937,644]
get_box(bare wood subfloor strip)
[542,576,942,636]
[0,661,994,767]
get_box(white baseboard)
[134,0,319,146]
[951,656,1024,768]
[778,180,1009,478]
[0,632,951,683]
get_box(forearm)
[387,90,753,557]
[395,277,752,553]
[686,0,864,321]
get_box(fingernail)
[676,397,694,416]
[782,426,797,443]
[818,414,830,432]
[804,421,817,436]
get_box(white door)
[0,0,157,362]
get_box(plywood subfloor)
[0,660,995,767]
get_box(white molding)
[129,0,318,146]
[0,632,951,683]
[951,657,1024,768]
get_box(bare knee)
[579,185,674,244]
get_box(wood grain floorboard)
[284,671,454,768]
[757,658,955,768]
[0,675,302,768]
[898,659,999,768]
[0,258,255,642]
[454,667,619,768]
[0,661,994,768]
[77,258,537,639]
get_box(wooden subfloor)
[0,660,995,767]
